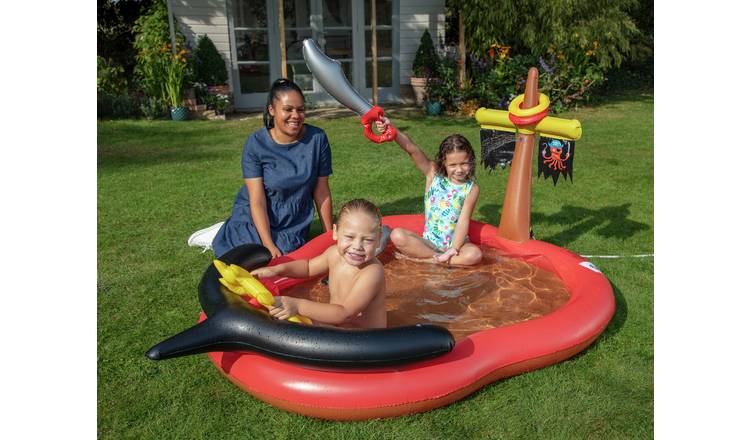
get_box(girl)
[252,199,387,329]
[376,117,482,266]
[212,78,334,259]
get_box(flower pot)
[410,77,428,106]
[170,106,189,121]
[207,84,230,95]
[425,101,442,116]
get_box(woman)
[212,79,333,258]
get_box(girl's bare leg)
[445,242,483,266]
[389,227,439,261]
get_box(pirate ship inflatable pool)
[146,46,614,420]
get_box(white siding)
[170,0,233,90]
[399,0,445,84]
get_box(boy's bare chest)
[327,264,359,303]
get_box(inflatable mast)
[475,68,583,242]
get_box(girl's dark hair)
[434,134,476,179]
[263,78,304,129]
[337,199,382,226]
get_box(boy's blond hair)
[337,199,382,226]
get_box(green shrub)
[461,40,604,112]
[426,54,461,111]
[412,30,438,78]
[139,96,169,120]
[462,52,533,109]
[97,93,140,119]
[97,56,128,95]
[193,34,228,85]
[538,37,605,111]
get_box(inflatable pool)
[146,54,614,419]
[147,214,614,420]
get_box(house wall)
[170,0,233,90]
[398,0,445,84]
[170,0,446,99]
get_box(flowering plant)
[204,92,231,114]
[214,93,230,111]
[165,47,189,108]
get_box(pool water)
[283,245,571,341]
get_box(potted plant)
[166,48,189,121]
[410,29,438,106]
[214,93,230,119]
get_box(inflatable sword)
[302,39,397,143]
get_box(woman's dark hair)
[434,134,476,179]
[263,78,305,129]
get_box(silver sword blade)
[302,39,372,116]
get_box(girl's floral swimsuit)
[422,175,474,251]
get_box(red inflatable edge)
[201,214,615,420]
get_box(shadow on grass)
[599,282,627,341]
[477,203,649,247]
[586,89,653,108]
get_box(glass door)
[228,0,398,109]
[283,0,314,92]
[364,0,398,101]
[229,0,272,108]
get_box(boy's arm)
[452,184,480,252]
[252,247,331,278]
[271,264,384,325]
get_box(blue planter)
[425,101,442,116]
[170,106,189,121]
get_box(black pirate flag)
[480,128,516,171]
[538,137,575,184]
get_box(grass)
[98,90,653,439]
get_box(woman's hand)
[270,296,299,321]
[266,244,283,259]
[375,115,392,134]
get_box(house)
[168,0,446,110]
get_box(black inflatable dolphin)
[145,244,454,368]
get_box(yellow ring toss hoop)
[508,93,550,117]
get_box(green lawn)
[98,90,653,439]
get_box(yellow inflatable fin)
[212,259,312,325]
[218,277,246,295]
[213,260,237,284]
[238,277,275,307]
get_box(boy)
[252,199,386,328]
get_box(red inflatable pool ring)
[202,214,615,420]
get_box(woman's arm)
[270,264,384,325]
[246,177,282,258]
[312,176,333,232]
[452,184,480,252]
